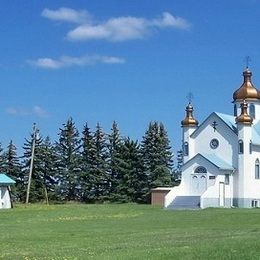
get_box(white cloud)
[151,12,191,30]
[41,7,90,24]
[6,106,49,118]
[28,55,125,69]
[42,7,191,42]
[32,106,49,118]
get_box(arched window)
[250,140,252,154]
[250,104,255,119]
[195,166,207,173]
[255,159,260,179]
[238,140,244,154]
[234,104,237,117]
[184,142,189,156]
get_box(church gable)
[190,112,238,166]
[182,153,234,173]
[191,112,237,138]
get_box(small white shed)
[0,174,15,209]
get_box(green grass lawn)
[1,204,260,259]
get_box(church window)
[210,139,219,149]
[250,141,252,154]
[238,140,244,154]
[234,104,237,116]
[195,166,207,173]
[249,104,255,119]
[184,142,189,156]
[255,159,260,179]
[251,200,259,208]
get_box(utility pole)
[26,123,37,204]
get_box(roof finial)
[244,56,251,69]
[186,92,194,104]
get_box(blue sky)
[1,0,260,154]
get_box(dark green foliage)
[90,123,109,201]
[37,137,57,201]
[80,123,96,201]
[173,150,183,181]
[22,129,44,202]
[3,119,175,204]
[0,143,6,172]
[141,122,173,192]
[115,138,147,203]
[107,121,122,201]
[55,118,81,201]
[2,140,23,200]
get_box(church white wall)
[0,186,12,209]
[192,114,238,168]
[201,174,233,208]
[182,156,219,196]
[182,126,197,164]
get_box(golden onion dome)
[235,100,253,125]
[233,69,260,101]
[181,102,198,127]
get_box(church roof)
[0,174,15,185]
[215,112,237,133]
[183,153,234,172]
[233,69,260,102]
[252,129,260,145]
[200,153,234,171]
[191,112,237,138]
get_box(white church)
[165,68,260,209]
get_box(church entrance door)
[191,174,207,195]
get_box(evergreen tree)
[91,123,109,201]
[38,136,57,202]
[115,138,147,203]
[56,118,81,201]
[141,122,173,192]
[107,121,122,201]
[173,150,183,181]
[2,140,22,200]
[0,143,6,172]
[80,123,96,202]
[22,128,44,202]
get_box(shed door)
[219,182,225,207]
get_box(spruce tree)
[2,140,22,201]
[141,122,173,191]
[115,138,147,203]
[0,143,6,172]
[38,136,57,202]
[56,118,81,201]
[107,121,122,201]
[80,123,96,202]
[173,150,183,181]
[22,129,44,202]
[91,123,109,201]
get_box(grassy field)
[1,204,260,259]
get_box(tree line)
[2,118,176,204]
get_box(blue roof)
[215,112,237,134]
[0,174,15,185]
[201,153,234,170]
[183,153,234,172]
[252,121,260,145]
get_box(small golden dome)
[181,103,198,127]
[233,69,260,101]
[235,100,253,125]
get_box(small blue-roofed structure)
[0,173,15,209]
